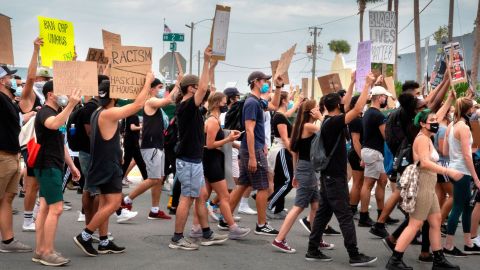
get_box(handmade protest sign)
[271,60,290,85]
[356,41,372,92]
[318,73,342,95]
[0,14,14,65]
[275,44,297,83]
[38,16,75,67]
[86,48,109,75]
[444,42,467,85]
[53,61,98,96]
[174,52,184,75]
[102,30,121,61]
[369,11,396,64]
[210,5,231,60]
[110,46,152,99]
[301,78,309,97]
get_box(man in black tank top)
[73,73,154,257]
[121,77,179,220]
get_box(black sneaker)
[386,216,400,224]
[386,255,412,270]
[382,237,395,252]
[464,243,480,254]
[443,246,467,258]
[369,223,389,238]
[255,223,279,236]
[98,241,125,254]
[324,225,341,236]
[73,234,98,257]
[358,217,375,227]
[418,253,433,263]
[169,207,177,215]
[218,219,229,231]
[298,217,311,233]
[433,253,460,269]
[305,249,333,262]
[349,253,377,267]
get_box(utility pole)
[187,22,194,74]
[197,50,201,76]
[309,27,321,99]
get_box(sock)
[257,223,265,227]
[23,211,33,224]
[151,207,159,214]
[350,205,358,214]
[172,232,183,242]
[359,212,369,221]
[392,250,404,259]
[202,227,213,239]
[99,235,109,247]
[240,197,248,207]
[124,196,132,204]
[81,228,94,241]
[116,208,122,216]
[377,209,383,220]
[2,238,13,244]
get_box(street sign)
[159,52,187,83]
[163,33,184,42]
[170,42,177,52]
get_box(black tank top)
[204,116,225,150]
[87,109,123,186]
[141,108,164,149]
[298,135,314,161]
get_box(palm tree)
[448,0,454,42]
[357,0,383,42]
[394,0,399,80]
[414,0,422,83]
[472,2,480,90]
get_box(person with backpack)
[386,109,462,270]
[305,72,377,266]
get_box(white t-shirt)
[264,111,271,148]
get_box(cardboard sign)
[369,11,396,64]
[301,78,309,97]
[275,44,297,83]
[210,5,231,61]
[318,73,342,95]
[271,60,290,85]
[444,42,467,85]
[38,16,75,67]
[86,48,109,75]
[174,52,184,75]
[0,14,14,65]
[471,120,480,148]
[110,46,152,99]
[53,61,98,96]
[102,30,121,60]
[356,41,372,92]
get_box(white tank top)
[448,123,472,176]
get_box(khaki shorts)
[0,151,21,200]
[361,148,385,180]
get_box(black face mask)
[380,98,388,109]
[339,104,345,113]
[427,122,439,133]
[220,105,228,113]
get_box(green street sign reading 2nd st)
[163,33,185,42]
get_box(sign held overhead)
[0,14,14,65]
[38,16,75,67]
[210,5,231,61]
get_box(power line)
[218,56,309,70]
[398,0,435,34]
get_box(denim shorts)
[79,151,99,196]
[176,158,205,198]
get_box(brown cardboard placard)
[270,60,290,85]
[86,48,108,64]
[301,78,309,97]
[174,52,184,75]
[110,45,152,99]
[210,5,231,61]
[275,44,296,82]
[0,14,14,65]
[53,61,98,96]
[471,120,480,148]
[102,30,121,61]
[318,73,342,95]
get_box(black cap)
[0,65,17,78]
[98,80,111,106]
[42,81,54,98]
[247,71,271,85]
[223,87,240,98]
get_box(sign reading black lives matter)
[369,11,396,64]
[110,46,152,99]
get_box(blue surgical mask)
[260,83,269,94]
[287,100,294,110]
[14,86,23,97]
[156,89,165,98]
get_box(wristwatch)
[275,84,284,88]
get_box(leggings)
[268,149,293,214]
[447,174,472,235]
[122,141,148,180]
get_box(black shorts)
[203,149,225,183]
[437,174,450,183]
[21,149,35,177]
[96,177,123,194]
[348,150,364,172]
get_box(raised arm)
[194,47,212,106]
[268,76,283,111]
[344,71,356,113]
[429,76,451,112]
[345,72,375,124]
[436,89,455,123]
[19,38,43,113]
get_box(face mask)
[7,79,16,95]
[338,104,345,113]
[14,86,23,97]
[34,81,46,90]
[287,100,294,110]
[260,98,269,110]
[260,83,269,94]
[156,89,165,98]
[466,112,473,119]
[380,97,388,108]
[220,105,228,113]
[427,122,439,133]
[56,95,69,107]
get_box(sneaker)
[121,199,132,211]
[77,211,85,222]
[148,210,172,220]
[255,223,279,236]
[433,253,460,269]
[358,217,375,227]
[443,246,467,258]
[386,216,400,224]
[116,208,138,223]
[189,228,203,238]
[386,255,412,270]
[464,243,480,254]
[32,251,42,263]
[218,219,229,231]
[272,239,296,253]
[305,249,333,261]
[369,223,389,238]
[98,241,125,254]
[73,234,98,257]
[39,252,70,266]
[418,253,433,263]
[200,232,228,246]
[229,225,251,240]
[63,204,72,211]
[22,222,36,232]
[0,239,32,253]
[298,217,311,233]
[319,241,335,250]
[382,237,395,252]
[349,253,377,267]
[207,203,221,222]
[472,236,480,247]
[324,225,341,236]
[169,237,199,251]
[238,205,257,215]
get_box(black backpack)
[66,100,98,152]
[224,94,250,132]
[385,108,405,156]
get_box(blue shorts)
[176,158,205,198]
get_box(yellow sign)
[38,16,74,67]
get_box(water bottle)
[401,157,408,167]
[70,124,76,136]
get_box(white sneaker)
[473,236,480,247]
[63,204,72,211]
[233,216,241,222]
[77,211,85,222]
[238,205,257,215]
[22,222,35,232]
[116,208,138,223]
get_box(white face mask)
[34,81,46,90]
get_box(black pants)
[268,149,293,214]
[309,175,358,256]
[392,216,431,253]
[122,141,148,180]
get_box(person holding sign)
[74,72,154,256]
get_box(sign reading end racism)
[369,11,396,64]
[53,61,98,96]
[110,46,152,99]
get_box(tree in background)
[328,40,351,55]
[433,25,449,45]
[414,0,422,83]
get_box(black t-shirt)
[322,114,347,178]
[176,97,205,160]
[348,117,363,147]
[34,105,64,169]
[125,115,140,145]
[272,113,292,138]
[78,101,99,153]
[0,92,21,153]
[362,107,386,153]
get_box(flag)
[164,24,171,33]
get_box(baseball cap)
[370,86,392,97]
[247,71,271,85]
[180,74,199,88]
[223,87,240,98]
[36,67,53,78]
[98,80,111,106]
[0,65,17,79]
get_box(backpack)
[67,100,99,151]
[19,116,41,168]
[164,116,178,151]
[310,117,342,178]
[398,161,420,213]
[224,95,250,132]
[385,108,405,156]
